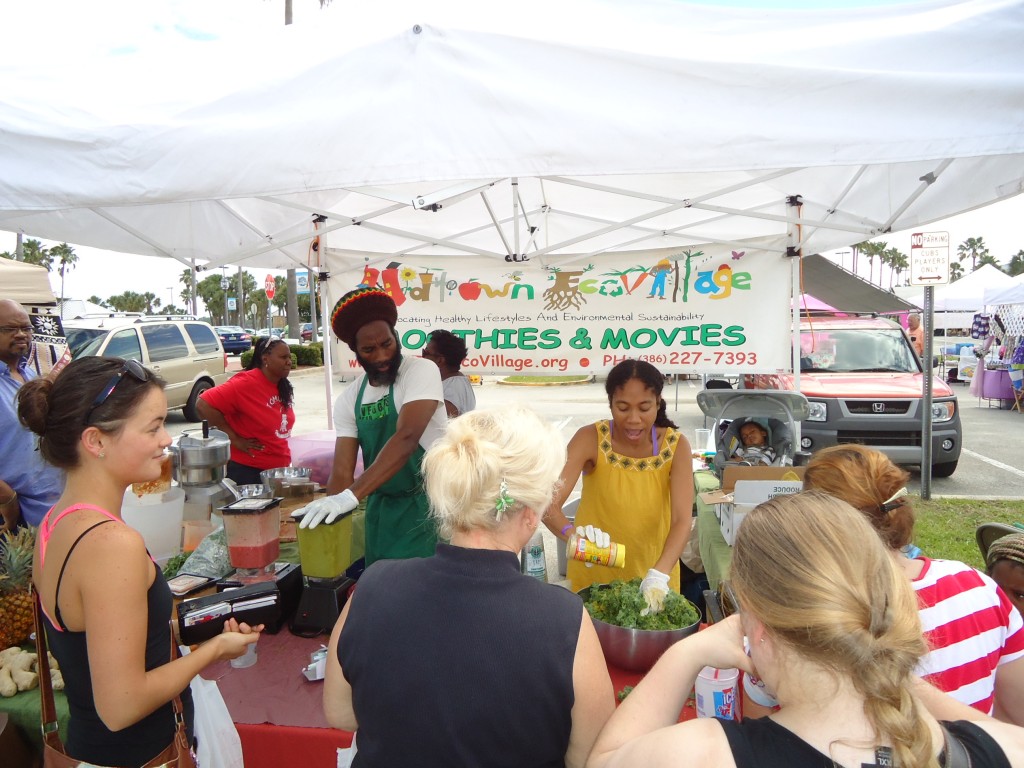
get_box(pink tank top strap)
[39,504,122,569]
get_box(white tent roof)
[905,263,1016,311]
[0,259,56,306]
[985,274,1024,306]
[0,0,1022,278]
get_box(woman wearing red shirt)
[197,337,295,484]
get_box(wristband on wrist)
[560,523,574,537]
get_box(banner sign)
[330,249,792,376]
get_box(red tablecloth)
[208,629,695,768]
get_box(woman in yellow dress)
[544,360,693,611]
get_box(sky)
[3,0,1021,304]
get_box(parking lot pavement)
[166,369,1024,499]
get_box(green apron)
[355,377,436,565]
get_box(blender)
[220,497,281,577]
[290,507,357,636]
[170,422,234,523]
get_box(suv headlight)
[931,401,956,422]
[806,401,827,422]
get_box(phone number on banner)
[630,351,758,366]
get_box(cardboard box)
[698,466,805,545]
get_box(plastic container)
[296,509,354,579]
[522,528,547,582]
[230,642,258,669]
[221,500,280,572]
[121,487,185,566]
[568,534,625,568]
[695,666,740,720]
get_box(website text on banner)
[332,249,791,376]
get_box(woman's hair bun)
[16,377,54,435]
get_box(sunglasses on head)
[85,359,150,425]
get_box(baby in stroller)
[718,416,793,470]
[732,421,777,466]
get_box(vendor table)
[697,495,733,591]
[980,367,1016,407]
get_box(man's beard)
[359,350,402,386]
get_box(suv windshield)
[800,328,920,374]
[64,327,107,356]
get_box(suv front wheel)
[183,380,213,422]
[932,460,958,479]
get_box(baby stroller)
[695,389,811,479]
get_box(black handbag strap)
[942,724,972,768]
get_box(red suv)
[744,313,961,477]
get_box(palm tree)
[956,236,988,272]
[858,241,887,285]
[50,242,78,311]
[949,262,964,282]
[21,239,52,271]
[1007,250,1024,276]
[87,295,108,308]
[976,252,1001,270]
[882,246,907,289]
[887,248,909,287]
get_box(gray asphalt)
[166,366,1024,500]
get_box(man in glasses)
[0,298,64,533]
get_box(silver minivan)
[63,316,229,421]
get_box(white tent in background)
[905,264,1016,312]
[1,258,56,306]
[984,274,1024,307]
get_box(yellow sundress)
[567,420,681,594]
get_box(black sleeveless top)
[43,520,194,767]
[338,543,581,768]
[720,717,1010,768]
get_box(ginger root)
[11,666,38,692]
[0,666,15,697]
[0,648,52,696]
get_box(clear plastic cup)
[230,642,258,669]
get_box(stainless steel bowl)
[260,466,313,495]
[578,585,700,672]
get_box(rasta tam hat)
[331,288,398,346]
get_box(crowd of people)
[3,287,1024,768]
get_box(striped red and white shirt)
[913,557,1024,713]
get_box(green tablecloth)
[0,646,69,757]
[694,471,732,591]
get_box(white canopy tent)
[1,0,1023,391]
[0,259,56,306]
[905,264,1016,312]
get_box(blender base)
[290,575,355,637]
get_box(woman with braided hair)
[986,533,1024,616]
[197,336,295,484]
[588,492,1024,768]
[804,445,1024,724]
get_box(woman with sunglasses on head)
[17,356,261,766]
[196,336,295,485]
[803,445,1024,725]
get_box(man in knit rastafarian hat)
[296,287,448,565]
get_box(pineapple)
[0,527,35,649]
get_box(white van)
[63,316,229,422]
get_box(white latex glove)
[294,489,359,529]
[576,524,610,548]
[640,568,671,615]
